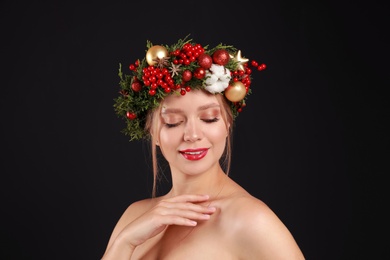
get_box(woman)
[102,36,305,259]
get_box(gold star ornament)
[230,50,249,71]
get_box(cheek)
[159,130,169,145]
[207,124,228,142]
[159,127,181,147]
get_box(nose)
[183,118,202,142]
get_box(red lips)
[179,148,208,161]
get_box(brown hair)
[144,90,234,197]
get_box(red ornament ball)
[182,70,192,82]
[126,111,137,120]
[131,81,142,92]
[197,53,213,69]
[212,49,230,66]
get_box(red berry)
[194,67,206,79]
[258,63,267,70]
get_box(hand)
[117,194,216,248]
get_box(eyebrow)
[161,103,220,114]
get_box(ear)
[150,133,159,146]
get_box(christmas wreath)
[114,35,266,141]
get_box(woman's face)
[157,89,229,176]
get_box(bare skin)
[102,90,305,259]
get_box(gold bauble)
[146,45,169,66]
[224,82,247,102]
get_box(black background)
[1,1,387,259]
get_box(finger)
[169,215,199,226]
[160,208,215,220]
[157,201,216,214]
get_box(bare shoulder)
[221,193,305,259]
[104,197,162,251]
[224,193,277,227]
[113,196,164,231]
[220,193,274,232]
[121,197,158,220]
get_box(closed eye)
[165,122,181,128]
[165,118,219,127]
[203,118,220,123]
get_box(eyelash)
[203,117,220,123]
[165,118,220,128]
[165,123,180,128]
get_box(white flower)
[204,64,231,93]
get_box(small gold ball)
[224,82,247,102]
[146,45,169,66]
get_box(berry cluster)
[128,42,211,97]
[171,42,206,65]
[231,61,267,92]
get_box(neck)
[168,165,227,199]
